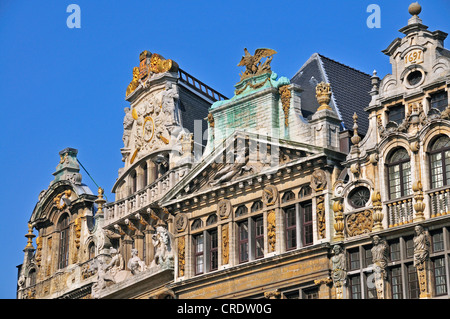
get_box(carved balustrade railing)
[427,186,450,218]
[386,195,414,228]
[103,171,173,225]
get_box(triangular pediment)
[160,131,326,204]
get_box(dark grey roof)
[291,53,372,135]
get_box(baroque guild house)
[17,3,450,299]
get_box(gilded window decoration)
[345,210,374,237]
[178,237,185,277]
[222,224,229,265]
[316,195,326,239]
[267,210,276,252]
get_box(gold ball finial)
[408,2,422,16]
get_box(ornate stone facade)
[18,3,450,300]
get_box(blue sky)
[0,0,449,299]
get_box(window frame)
[58,214,70,270]
[386,148,412,200]
[428,135,450,189]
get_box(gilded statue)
[237,48,277,81]
[126,67,140,96]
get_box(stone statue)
[150,224,174,269]
[413,225,430,267]
[122,107,134,148]
[209,141,253,186]
[127,248,147,275]
[371,235,389,299]
[331,245,346,299]
[91,259,115,298]
[161,82,178,121]
[371,235,388,276]
[105,248,130,282]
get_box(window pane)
[389,165,401,199]
[402,162,412,196]
[348,249,360,270]
[254,217,264,259]
[389,240,401,261]
[286,207,296,250]
[407,264,420,299]
[434,257,447,296]
[349,275,361,299]
[239,221,249,263]
[432,231,444,252]
[431,153,444,189]
[391,266,403,299]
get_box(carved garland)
[279,85,291,127]
[267,210,276,252]
[222,224,229,264]
[178,237,185,277]
[316,195,326,239]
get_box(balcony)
[427,186,450,218]
[386,195,414,228]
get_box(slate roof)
[290,53,372,135]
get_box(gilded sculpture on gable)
[237,48,277,81]
[126,67,140,97]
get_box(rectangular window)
[389,165,402,199]
[405,237,414,259]
[433,257,448,296]
[431,152,444,189]
[365,273,377,299]
[388,104,405,125]
[349,275,361,299]
[348,248,360,271]
[194,234,204,275]
[285,207,297,250]
[407,263,420,299]
[58,229,69,269]
[302,287,319,299]
[431,230,445,252]
[302,203,313,246]
[389,240,401,261]
[208,229,218,271]
[363,245,373,268]
[430,91,448,111]
[390,266,403,299]
[238,221,249,263]
[254,216,264,259]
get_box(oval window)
[349,187,370,208]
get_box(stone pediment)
[30,180,95,228]
[160,131,322,203]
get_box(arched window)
[251,200,263,213]
[28,268,36,287]
[282,191,295,203]
[58,214,70,269]
[299,185,312,198]
[88,242,96,260]
[387,148,412,200]
[142,163,148,188]
[191,218,203,230]
[235,205,248,217]
[131,171,137,194]
[429,135,450,189]
[206,214,217,226]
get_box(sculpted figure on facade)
[414,225,431,298]
[210,141,252,186]
[122,107,134,148]
[331,245,346,299]
[127,248,147,275]
[105,248,131,283]
[150,223,174,270]
[371,235,389,299]
[91,259,115,299]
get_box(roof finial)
[408,2,422,16]
[24,223,36,250]
[351,112,361,146]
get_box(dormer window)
[388,104,405,125]
[430,91,448,112]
